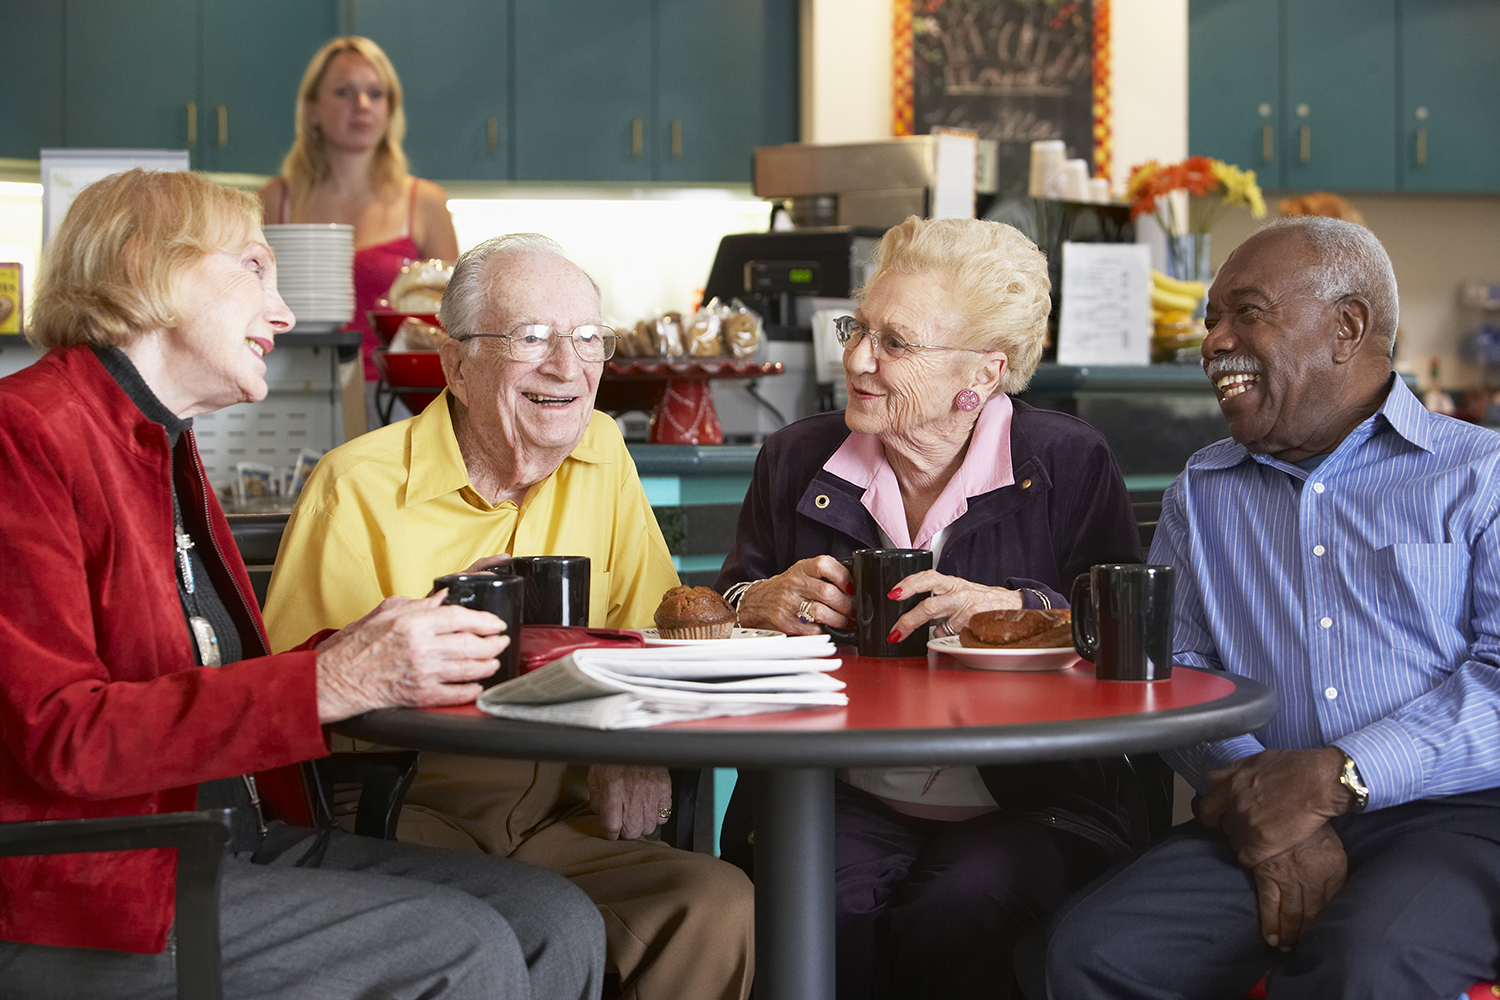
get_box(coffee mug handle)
[821,623,857,645]
[1070,573,1098,663]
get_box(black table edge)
[335,667,1276,769]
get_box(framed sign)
[894,0,1111,200]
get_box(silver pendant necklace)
[174,515,220,668]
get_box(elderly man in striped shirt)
[1044,216,1500,999]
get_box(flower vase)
[1165,234,1212,316]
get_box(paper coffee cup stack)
[1028,140,1066,198]
[1028,141,1115,203]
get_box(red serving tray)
[367,310,442,347]
[372,349,445,414]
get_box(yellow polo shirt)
[264,391,679,649]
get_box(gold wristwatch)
[1338,751,1369,812]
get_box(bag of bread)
[654,311,685,356]
[685,299,724,357]
[381,259,452,313]
[389,316,447,352]
[722,298,763,359]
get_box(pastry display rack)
[597,358,784,445]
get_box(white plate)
[638,627,785,646]
[927,635,1081,672]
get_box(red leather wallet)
[517,626,645,673]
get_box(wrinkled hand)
[460,553,512,574]
[1196,748,1354,868]
[587,765,673,840]
[313,593,508,723]
[737,556,854,635]
[1252,823,1348,950]
[886,570,1023,643]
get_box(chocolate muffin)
[653,585,736,639]
[960,608,1071,648]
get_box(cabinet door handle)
[1262,125,1273,163]
[186,102,197,146]
[1300,126,1311,164]
[671,119,682,158]
[1416,128,1427,167]
[632,119,643,158]
[487,117,498,158]
[217,105,228,148]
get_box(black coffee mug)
[509,556,590,626]
[825,548,933,657]
[1070,564,1175,681]
[432,573,525,686]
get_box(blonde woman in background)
[260,36,458,428]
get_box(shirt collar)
[823,393,1015,549]
[1188,372,1424,475]
[405,391,610,509]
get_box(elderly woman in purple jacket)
[714,216,1143,1000]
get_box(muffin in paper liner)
[656,621,735,640]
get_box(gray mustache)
[1204,355,1264,379]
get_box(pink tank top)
[276,178,422,381]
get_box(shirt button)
[1312,482,1326,494]
[1320,616,1333,628]
[1313,544,1326,556]
[1324,686,1338,700]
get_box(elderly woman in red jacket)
[715,216,1143,1000]
[0,169,602,1000]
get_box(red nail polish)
[888,587,902,599]
[845,582,855,595]
[888,628,901,643]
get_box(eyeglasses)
[454,324,617,363]
[833,316,986,362]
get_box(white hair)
[438,233,601,344]
[1262,215,1398,357]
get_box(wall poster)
[894,0,1111,201]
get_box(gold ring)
[658,807,672,820]
[796,599,817,625]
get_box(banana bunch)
[1151,270,1206,321]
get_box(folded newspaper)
[476,634,846,729]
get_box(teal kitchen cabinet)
[1187,0,1282,187]
[200,0,338,175]
[512,0,656,182]
[655,0,798,183]
[1399,0,1500,193]
[1190,0,1497,193]
[1283,0,1396,191]
[59,0,334,173]
[350,0,510,181]
[1,1,64,160]
[64,0,199,153]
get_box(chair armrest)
[308,751,420,840]
[661,767,716,854]
[0,809,234,1000]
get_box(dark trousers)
[1042,790,1500,1000]
[0,827,605,1000]
[722,778,1111,1000]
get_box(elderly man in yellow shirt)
[264,233,753,1000]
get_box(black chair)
[0,808,235,1000]
[1132,499,1163,552]
[660,766,717,853]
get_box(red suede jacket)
[0,347,328,953]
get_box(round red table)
[338,653,1276,1000]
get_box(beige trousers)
[395,752,754,1000]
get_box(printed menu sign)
[1057,242,1151,366]
[0,264,20,335]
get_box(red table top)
[423,652,1237,731]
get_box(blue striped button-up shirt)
[1155,376,1500,809]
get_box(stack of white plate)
[263,224,355,333]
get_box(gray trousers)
[0,827,605,1000]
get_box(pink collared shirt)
[824,393,1016,552]
[828,393,1018,820]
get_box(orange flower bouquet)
[1126,155,1266,236]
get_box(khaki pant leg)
[512,812,754,1000]
[395,752,569,857]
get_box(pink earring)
[955,388,981,412]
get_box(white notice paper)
[1057,242,1152,367]
[930,128,978,220]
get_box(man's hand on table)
[1196,747,1356,868]
[587,765,674,841]
[313,593,508,723]
[1251,823,1348,950]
